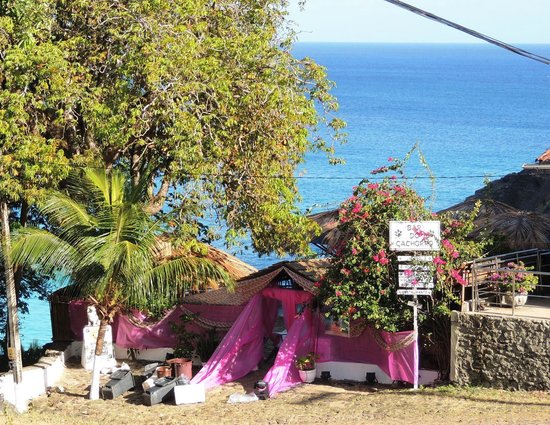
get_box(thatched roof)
[308,209,343,253]
[470,210,550,251]
[439,199,519,217]
[182,259,329,306]
[54,243,257,300]
[156,240,257,281]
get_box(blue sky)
[288,0,550,43]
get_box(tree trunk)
[88,316,110,400]
[0,202,23,384]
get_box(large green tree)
[0,0,76,392]
[50,0,344,255]
[12,168,232,399]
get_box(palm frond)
[11,228,80,275]
[41,192,97,234]
[134,257,234,308]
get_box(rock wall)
[450,311,550,390]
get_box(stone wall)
[450,311,550,390]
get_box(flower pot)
[501,293,528,307]
[298,369,316,383]
[167,358,193,379]
[156,365,172,378]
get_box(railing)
[465,249,550,318]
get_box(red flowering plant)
[316,152,489,333]
[488,261,538,295]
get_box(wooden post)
[0,202,23,383]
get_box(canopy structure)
[190,262,418,397]
[65,260,417,397]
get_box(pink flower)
[411,279,419,286]
[352,202,362,214]
[367,183,379,190]
[433,256,446,265]
[372,166,389,174]
[335,290,343,297]
[351,247,358,255]
[373,249,389,265]
[404,269,414,277]
[341,268,351,276]
[314,281,321,288]
[442,239,455,251]
[451,269,467,286]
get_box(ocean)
[20,43,550,348]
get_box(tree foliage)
[11,168,233,314]
[49,0,344,255]
[0,0,76,203]
[0,0,343,345]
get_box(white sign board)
[397,289,433,296]
[397,255,433,262]
[398,272,434,288]
[81,325,115,370]
[389,221,441,251]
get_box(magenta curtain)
[260,287,312,330]
[68,300,243,349]
[191,294,279,389]
[262,310,318,396]
[315,325,417,383]
[69,291,417,394]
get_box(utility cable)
[382,0,550,65]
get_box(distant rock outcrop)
[463,169,550,214]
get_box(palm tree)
[10,168,232,399]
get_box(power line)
[382,0,550,65]
[184,172,511,181]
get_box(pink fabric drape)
[69,290,417,395]
[191,294,279,389]
[316,324,416,384]
[68,300,243,349]
[261,287,312,330]
[262,311,317,396]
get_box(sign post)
[390,221,440,390]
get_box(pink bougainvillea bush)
[316,154,488,333]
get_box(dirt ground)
[2,358,550,425]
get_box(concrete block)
[174,383,205,405]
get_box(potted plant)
[295,352,318,383]
[489,261,538,306]
[169,314,198,379]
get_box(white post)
[413,292,419,390]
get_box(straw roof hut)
[470,210,550,251]
[182,259,329,306]
[308,209,343,254]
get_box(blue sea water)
[20,43,550,348]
